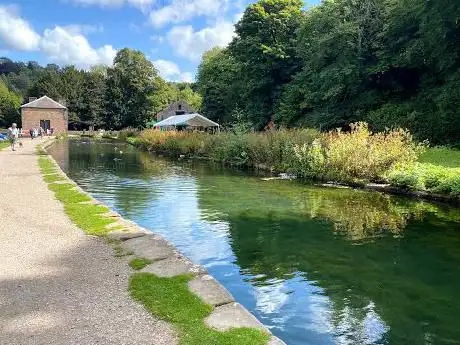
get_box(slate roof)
[21,96,67,109]
[154,114,220,128]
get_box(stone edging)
[39,139,285,345]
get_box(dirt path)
[0,138,177,345]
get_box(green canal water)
[49,139,460,345]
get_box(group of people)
[30,127,45,139]
[6,123,54,151]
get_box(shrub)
[118,127,139,141]
[292,139,325,179]
[135,128,320,169]
[387,163,460,196]
[293,122,424,183]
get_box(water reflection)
[48,139,460,345]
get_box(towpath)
[0,138,177,345]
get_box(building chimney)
[28,97,37,103]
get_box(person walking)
[7,123,19,151]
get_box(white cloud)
[149,0,228,28]
[69,0,156,10]
[167,21,235,61]
[179,72,193,82]
[152,59,194,82]
[0,6,41,51]
[0,5,116,68]
[153,59,180,78]
[41,26,116,68]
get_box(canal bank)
[0,138,282,345]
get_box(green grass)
[129,273,270,345]
[43,173,66,183]
[129,257,153,270]
[39,156,118,236]
[39,156,59,174]
[0,141,10,150]
[419,147,460,168]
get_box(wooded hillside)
[197,0,460,144]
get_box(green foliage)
[39,156,117,235]
[135,128,319,171]
[80,69,106,128]
[105,49,159,129]
[230,0,304,129]
[129,273,269,345]
[387,163,460,196]
[0,141,10,150]
[0,79,21,127]
[129,257,152,270]
[178,86,202,112]
[197,0,460,144]
[197,48,241,125]
[291,122,424,183]
[118,127,139,141]
[419,147,460,168]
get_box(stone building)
[21,96,68,134]
[156,100,194,121]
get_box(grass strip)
[39,156,117,236]
[129,257,153,270]
[129,273,270,345]
[0,141,9,151]
[419,147,460,168]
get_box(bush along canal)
[48,138,460,345]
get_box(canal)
[48,138,460,345]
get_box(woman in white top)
[7,123,19,151]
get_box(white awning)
[154,113,220,128]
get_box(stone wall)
[22,108,68,134]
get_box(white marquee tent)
[154,113,220,129]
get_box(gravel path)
[0,138,177,345]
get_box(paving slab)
[140,256,198,278]
[204,302,268,332]
[107,229,147,242]
[188,275,234,306]
[121,235,174,261]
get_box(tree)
[278,0,385,129]
[105,48,159,129]
[229,0,304,128]
[28,69,63,101]
[60,66,85,128]
[178,86,202,112]
[197,47,241,124]
[80,69,107,129]
[0,79,21,127]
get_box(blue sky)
[0,0,319,82]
